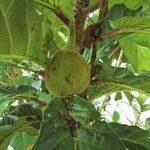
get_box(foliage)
[0,0,150,149]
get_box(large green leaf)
[70,98,125,150]
[119,33,150,72]
[0,94,12,116]
[48,0,73,19]
[111,17,150,72]
[0,84,37,116]
[0,84,36,95]
[93,121,150,150]
[10,132,37,150]
[42,20,60,58]
[33,97,125,150]
[0,0,48,65]
[109,0,149,10]
[0,117,37,150]
[33,98,74,150]
[111,16,150,34]
[33,97,150,149]
[88,66,150,100]
[108,4,142,21]
[35,1,69,50]
[88,76,150,100]
[108,122,150,149]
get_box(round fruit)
[45,50,90,97]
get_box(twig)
[34,0,70,26]
[99,94,110,113]
[108,45,120,59]
[87,16,96,24]
[134,112,141,126]
[116,49,123,67]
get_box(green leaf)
[75,126,124,150]
[141,104,150,112]
[124,142,148,150]
[0,117,37,150]
[32,98,74,150]
[145,118,150,130]
[33,96,150,149]
[115,92,122,101]
[0,65,20,85]
[111,17,150,73]
[0,84,37,95]
[135,94,147,110]
[88,66,150,100]
[0,94,12,116]
[15,76,34,86]
[0,0,48,65]
[35,0,70,50]
[37,91,54,102]
[10,132,37,150]
[124,91,134,105]
[111,17,150,34]
[0,84,38,116]
[109,4,142,21]
[70,97,99,124]
[109,0,148,10]
[9,103,42,118]
[48,0,73,19]
[119,33,150,72]
[112,111,120,123]
[88,77,150,101]
[108,122,150,149]
[33,97,125,150]
[42,20,60,58]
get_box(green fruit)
[45,50,91,97]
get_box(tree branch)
[99,0,108,19]
[108,45,120,59]
[82,0,108,48]
[74,0,88,49]
[34,0,70,26]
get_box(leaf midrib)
[0,6,12,53]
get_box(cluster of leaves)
[0,0,150,149]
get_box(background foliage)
[0,0,150,149]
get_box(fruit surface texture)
[45,50,90,97]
